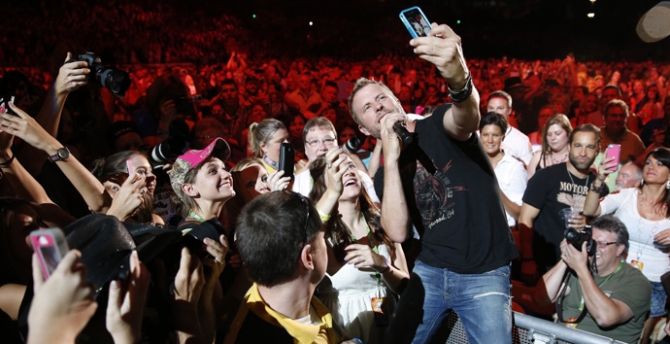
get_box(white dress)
[600,188,670,282]
[317,244,395,344]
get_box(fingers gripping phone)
[605,144,621,172]
[30,228,69,280]
[400,7,432,38]
[279,142,295,179]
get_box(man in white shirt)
[487,91,534,165]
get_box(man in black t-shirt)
[519,124,609,279]
[349,24,517,344]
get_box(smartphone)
[278,142,295,179]
[30,228,69,280]
[605,144,621,172]
[0,96,15,115]
[400,6,432,38]
[126,159,135,174]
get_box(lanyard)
[575,261,624,314]
[187,210,206,223]
[344,213,382,287]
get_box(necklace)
[566,164,589,211]
[550,151,568,165]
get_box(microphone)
[393,122,413,144]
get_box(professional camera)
[66,52,131,98]
[150,134,189,166]
[345,137,362,152]
[564,226,596,256]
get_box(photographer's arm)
[35,53,90,137]
[536,255,568,305]
[565,243,633,328]
[2,103,111,213]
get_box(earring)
[641,179,644,186]
[666,180,670,190]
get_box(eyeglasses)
[305,138,336,147]
[596,241,618,248]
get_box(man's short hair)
[220,78,238,89]
[569,123,601,148]
[603,99,630,118]
[236,191,323,287]
[603,84,622,97]
[323,80,338,92]
[348,78,394,126]
[488,90,513,109]
[590,215,629,255]
[479,112,508,134]
[622,161,643,181]
[303,117,337,142]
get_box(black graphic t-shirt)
[375,104,518,273]
[523,162,609,272]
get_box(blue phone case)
[400,6,431,38]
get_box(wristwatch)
[448,73,474,103]
[48,147,70,162]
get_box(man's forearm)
[577,268,632,327]
[381,161,410,242]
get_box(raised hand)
[106,251,151,344]
[28,250,97,344]
[55,52,90,97]
[409,23,469,89]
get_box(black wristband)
[590,182,604,193]
[0,152,14,168]
[448,74,473,103]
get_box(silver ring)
[327,163,332,169]
[140,189,146,194]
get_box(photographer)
[536,215,650,344]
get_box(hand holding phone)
[31,228,69,280]
[604,144,621,172]
[126,159,135,175]
[400,7,432,38]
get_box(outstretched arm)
[410,23,480,141]
[2,102,111,213]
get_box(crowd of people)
[3,2,670,344]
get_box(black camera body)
[66,52,131,98]
[564,227,597,256]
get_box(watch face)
[55,148,70,161]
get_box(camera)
[564,226,596,256]
[150,134,190,166]
[66,52,131,98]
[345,137,362,152]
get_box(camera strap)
[556,261,624,324]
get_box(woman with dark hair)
[527,114,573,180]
[90,150,161,224]
[584,147,670,338]
[635,84,663,125]
[479,112,527,226]
[309,148,409,344]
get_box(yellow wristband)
[317,209,330,222]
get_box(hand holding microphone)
[393,122,413,144]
